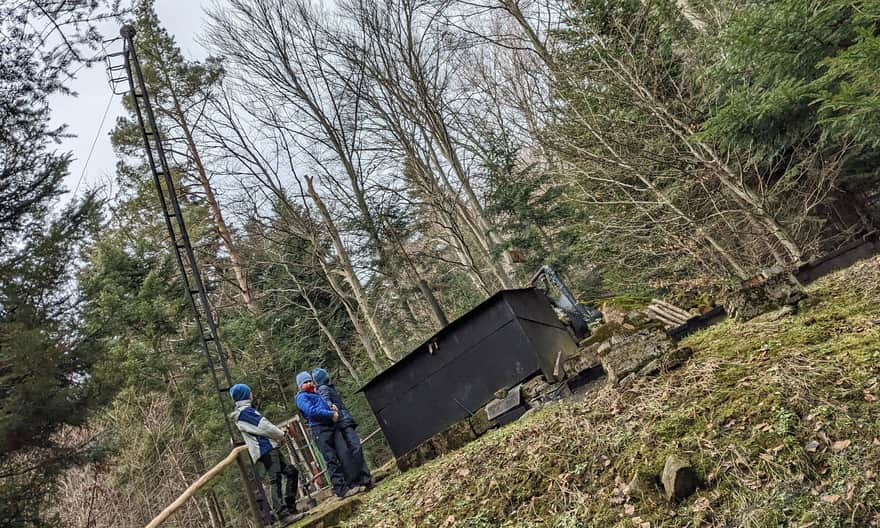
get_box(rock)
[624,310,653,327]
[578,322,623,348]
[664,347,694,371]
[763,304,797,321]
[601,304,626,324]
[638,359,662,377]
[618,374,636,388]
[521,376,551,400]
[661,455,699,501]
[520,402,542,420]
[563,347,601,377]
[625,471,657,500]
[597,340,612,356]
[600,329,672,385]
[469,409,494,436]
[724,269,806,322]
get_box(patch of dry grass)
[342,257,880,528]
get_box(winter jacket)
[295,390,336,429]
[316,384,356,427]
[230,399,285,463]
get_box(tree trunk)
[306,176,396,362]
[165,82,260,314]
[289,271,362,382]
[319,258,385,373]
[603,55,805,265]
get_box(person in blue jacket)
[311,368,372,490]
[294,372,359,499]
[229,383,302,524]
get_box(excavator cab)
[530,265,603,340]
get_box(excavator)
[530,265,603,340]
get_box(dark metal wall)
[362,288,577,457]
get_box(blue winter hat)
[295,371,313,388]
[311,368,330,386]
[229,383,251,401]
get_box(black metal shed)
[360,288,578,458]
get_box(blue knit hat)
[295,371,312,388]
[229,383,251,401]
[311,368,330,386]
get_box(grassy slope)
[343,257,880,528]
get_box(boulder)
[600,329,672,385]
[521,375,551,401]
[563,347,601,377]
[724,269,806,322]
[661,454,699,501]
[469,408,494,436]
[638,346,694,377]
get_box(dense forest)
[1,0,879,526]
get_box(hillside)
[331,257,880,527]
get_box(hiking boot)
[341,487,360,498]
[276,511,304,525]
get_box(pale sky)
[52,1,209,202]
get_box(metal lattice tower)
[106,24,271,525]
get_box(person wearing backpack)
[311,368,372,490]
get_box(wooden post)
[145,446,247,528]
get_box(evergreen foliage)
[7,0,880,525]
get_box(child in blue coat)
[294,372,359,498]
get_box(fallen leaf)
[624,504,635,515]
[456,468,470,477]
[831,439,851,452]
[805,440,820,452]
[821,494,840,504]
[873,437,880,447]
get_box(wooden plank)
[651,299,692,320]
[647,304,689,325]
[645,306,684,328]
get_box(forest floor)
[297,256,880,528]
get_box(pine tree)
[112,0,259,313]
[0,2,113,525]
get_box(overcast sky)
[52,1,209,202]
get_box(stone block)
[521,375,551,400]
[661,454,699,501]
[563,348,601,377]
[724,269,806,322]
[600,329,672,385]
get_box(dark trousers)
[334,424,372,487]
[312,426,347,497]
[258,448,299,516]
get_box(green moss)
[336,258,880,528]
[578,321,621,347]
